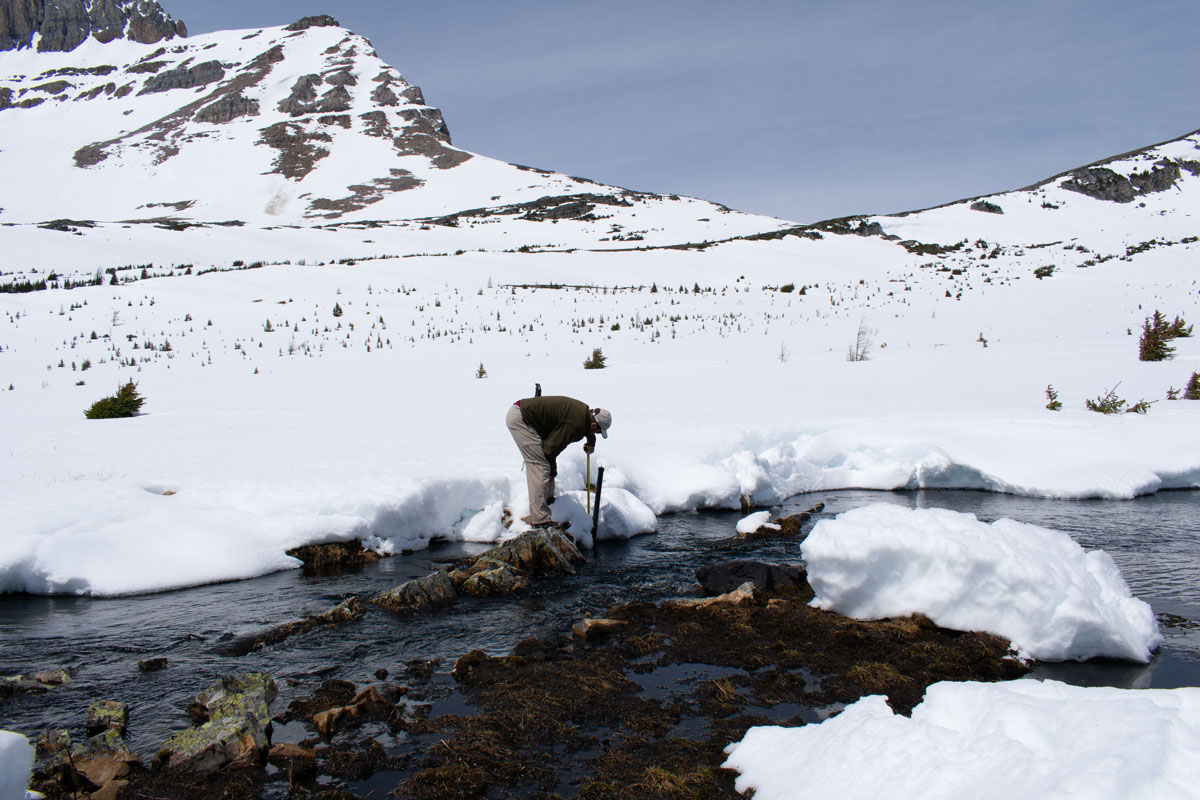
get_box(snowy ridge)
[0,17,784,243]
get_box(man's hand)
[583,442,595,454]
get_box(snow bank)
[448,487,658,549]
[802,504,1162,662]
[0,731,33,800]
[723,679,1200,800]
[547,488,658,549]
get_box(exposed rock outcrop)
[259,120,333,179]
[286,15,340,32]
[159,672,277,772]
[31,718,140,799]
[75,44,285,167]
[286,539,383,574]
[1,0,187,53]
[1062,159,1186,203]
[193,91,258,123]
[307,169,424,217]
[86,700,129,737]
[431,193,637,228]
[970,199,1004,214]
[137,60,225,96]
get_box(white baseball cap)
[593,408,612,438]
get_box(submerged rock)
[159,672,277,772]
[370,570,457,614]
[696,560,807,595]
[572,618,627,641]
[735,502,824,540]
[311,686,395,740]
[267,742,318,778]
[220,595,366,655]
[0,667,71,699]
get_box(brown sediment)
[396,580,1025,799]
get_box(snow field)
[1,231,1198,596]
[723,679,1200,800]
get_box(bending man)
[506,395,612,529]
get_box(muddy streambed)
[3,489,1199,798]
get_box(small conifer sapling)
[84,380,145,419]
[583,348,607,369]
[1184,371,1200,401]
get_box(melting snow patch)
[724,679,1200,800]
[801,504,1161,662]
[735,510,779,534]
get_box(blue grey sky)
[160,0,1200,223]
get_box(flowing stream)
[3,489,1198,757]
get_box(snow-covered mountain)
[2,0,1198,272]
[0,0,1197,595]
[0,2,782,247]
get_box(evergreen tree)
[1138,311,1175,361]
[583,348,607,369]
[1185,371,1200,401]
[84,380,145,419]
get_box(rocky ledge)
[0,0,187,53]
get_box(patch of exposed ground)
[307,169,424,218]
[106,580,1021,799]
[74,45,285,168]
[257,121,332,180]
[392,587,1024,799]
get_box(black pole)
[535,383,542,397]
[591,466,604,539]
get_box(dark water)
[2,489,1198,756]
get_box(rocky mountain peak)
[0,0,186,53]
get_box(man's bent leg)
[506,404,554,526]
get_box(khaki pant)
[506,403,555,526]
